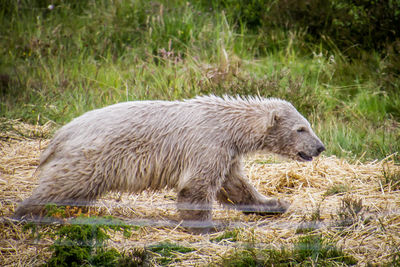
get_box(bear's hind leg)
[14,175,106,219]
[177,177,221,233]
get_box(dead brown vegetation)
[0,120,399,266]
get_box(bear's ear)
[273,113,280,123]
[265,110,279,130]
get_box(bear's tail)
[36,141,57,170]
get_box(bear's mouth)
[298,152,313,162]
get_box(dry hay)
[0,120,399,266]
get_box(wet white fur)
[15,95,322,219]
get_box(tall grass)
[0,0,399,161]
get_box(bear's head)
[260,100,325,162]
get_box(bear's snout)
[316,145,325,155]
[296,140,325,162]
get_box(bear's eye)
[297,127,306,133]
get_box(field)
[1,0,400,266]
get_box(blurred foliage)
[0,0,399,161]
[201,0,400,52]
[199,0,400,95]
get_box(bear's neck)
[214,103,269,155]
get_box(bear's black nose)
[317,145,326,154]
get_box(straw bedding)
[1,120,399,266]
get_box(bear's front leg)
[217,162,290,215]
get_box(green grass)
[211,229,241,243]
[381,164,400,192]
[213,234,358,266]
[334,196,366,229]
[324,183,350,197]
[0,1,399,161]
[148,242,195,265]
[23,212,142,267]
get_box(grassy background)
[1,0,399,161]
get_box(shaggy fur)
[15,95,325,224]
